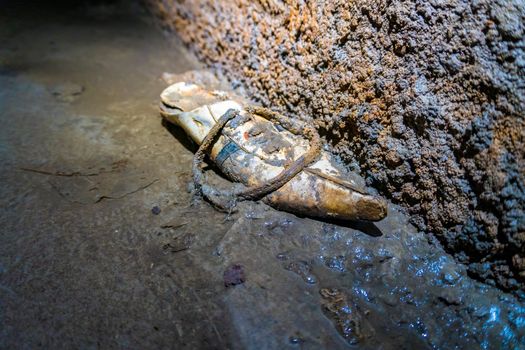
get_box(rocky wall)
[146,0,525,295]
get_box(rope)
[192,106,322,211]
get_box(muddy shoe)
[159,81,387,222]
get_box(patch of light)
[488,306,500,323]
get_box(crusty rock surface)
[146,0,524,294]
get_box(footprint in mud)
[319,288,373,345]
[277,251,318,284]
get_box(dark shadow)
[274,207,384,236]
[162,118,198,153]
[308,215,384,237]
[162,118,231,182]
[345,220,383,237]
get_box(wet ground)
[148,0,525,293]
[0,2,524,349]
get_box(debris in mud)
[160,80,387,222]
[49,82,84,103]
[319,288,370,345]
[284,260,317,285]
[223,264,246,287]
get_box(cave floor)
[0,2,523,349]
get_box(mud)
[1,1,524,349]
[146,0,525,294]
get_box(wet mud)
[1,1,524,349]
[146,0,525,295]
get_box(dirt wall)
[146,0,525,294]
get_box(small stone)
[223,264,246,287]
[151,206,161,215]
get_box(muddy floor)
[147,0,525,294]
[0,2,524,349]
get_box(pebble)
[151,206,161,215]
